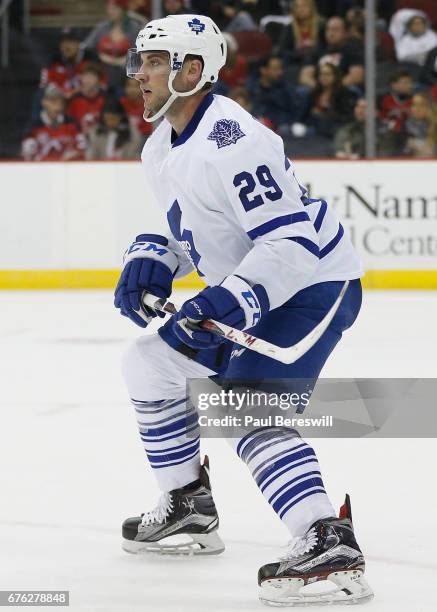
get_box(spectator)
[432,83,437,104]
[248,55,303,129]
[278,0,325,65]
[86,98,141,159]
[304,61,356,137]
[421,46,437,85]
[217,33,248,91]
[345,7,364,43]
[119,77,153,141]
[83,0,143,89]
[39,28,100,99]
[189,0,223,23]
[377,0,397,26]
[223,1,257,33]
[246,0,283,23]
[395,15,437,67]
[334,97,368,159]
[66,64,106,135]
[228,86,275,130]
[297,64,317,90]
[22,86,85,161]
[401,92,437,157]
[379,70,413,132]
[127,0,149,21]
[342,63,365,96]
[317,16,364,74]
[163,0,185,16]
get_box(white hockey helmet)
[127,14,227,122]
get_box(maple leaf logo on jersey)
[207,119,246,149]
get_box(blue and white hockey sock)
[231,427,335,536]
[131,395,201,492]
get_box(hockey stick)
[142,280,349,365]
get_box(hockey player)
[115,14,374,606]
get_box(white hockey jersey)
[141,93,362,310]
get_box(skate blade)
[122,530,225,556]
[260,570,374,607]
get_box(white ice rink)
[1,289,436,612]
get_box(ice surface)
[0,290,436,611]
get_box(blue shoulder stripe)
[247,212,310,240]
[313,200,327,233]
[286,236,320,257]
[319,223,344,258]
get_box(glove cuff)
[220,275,269,329]
[123,236,179,274]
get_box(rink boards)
[1,159,436,289]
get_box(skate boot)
[258,495,374,606]
[122,456,224,556]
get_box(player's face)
[134,52,172,116]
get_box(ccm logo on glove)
[115,234,179,328]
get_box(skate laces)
[280,527,319,560]
[141,493,174,526]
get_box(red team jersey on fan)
[67,93,106,132]
[97,35,131,58]
[39,51,107,97]
[219,55,248,89]
[120,96,153,136]
[22,117,86,161]
[40,59,90,96]
[379,93,412,131]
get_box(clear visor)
[126,48,142,78]
[126,48,173,78]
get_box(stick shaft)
[143,280,349,365]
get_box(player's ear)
[186,57,203,84]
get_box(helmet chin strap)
[143,68,207,123]
[143,91,178,123]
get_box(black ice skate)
[258,495,374,606]
[122,456,224,556]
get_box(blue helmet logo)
[188,18,205,35]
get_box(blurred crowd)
[21,0,437,160]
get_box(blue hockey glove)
[114,234,179,328]
[172,275,269,349]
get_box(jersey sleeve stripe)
[286,236,320,257]
[319,223,344,258]
[247,212,310,240]
[313,200,328,233]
